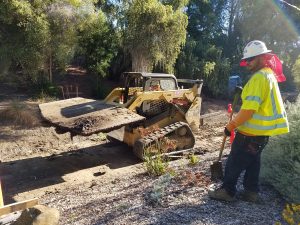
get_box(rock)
[13,205,59,225]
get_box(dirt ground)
[0,96,286,225]
[0,96,227,201]
[0,69,287,224]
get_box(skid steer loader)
[39,72,203,159]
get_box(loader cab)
[122,72,179,103]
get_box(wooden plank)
[0,199,38,216]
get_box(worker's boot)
[240,190,260,203]
[208,188,236,202]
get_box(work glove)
[224,127,231,136]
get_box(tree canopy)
[125,0,188,72]
[0,0,300,96]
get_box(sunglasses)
[245,56,256,63]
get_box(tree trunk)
[225,0,239,58]
[131,50,151,72]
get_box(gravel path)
[41,156,285,225]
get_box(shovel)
[210,86,243,181]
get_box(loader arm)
[127,89,196,111]
[126,80,203,130]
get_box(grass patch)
[31,90,58,103]
[0,100,39,127]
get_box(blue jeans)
[222,132,269,196]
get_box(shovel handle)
[218,135,227,161]
[218,87,242,161]
[228,88,241,121]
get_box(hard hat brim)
[241,50,272,60]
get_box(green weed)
[144,150,169,176]
[98,132,107,141]
[188,153,199,165]
[143,137,177,176]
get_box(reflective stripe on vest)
[251,90,286,121]
[243,87,288,131]
[244,121,288,130]
[245,96,262,104]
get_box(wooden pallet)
[0,198,39,217]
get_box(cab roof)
[123,72,176,79]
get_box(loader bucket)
[39,97,145,135]
[185,96,201,131]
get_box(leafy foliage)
[292,55,300,89]
[125,0,188,72]
[188,153,199,165]
[175,0,230,96]
[0,0,114,86]
[144,154,169,177]
[144,145,170,177]
[261,97,300,203]
[0,0,50,78]
[77,10,119,77]
[1,0,300,97]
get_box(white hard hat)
[241,40,272,59]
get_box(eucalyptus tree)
[125,0,188,72]
[77,10,119,78]
[0,0,109,84]
[44,0,99,82]
[0,0,50,81]
[175,0,230,96]
[0,0,83,83]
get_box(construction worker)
[208,40,289,202]
[150,81,161,91]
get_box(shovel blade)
[210,161,223,181]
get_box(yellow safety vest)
[238,67,289,136]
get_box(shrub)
[292,56,300,89]
[276,203,300,225]
[143,137,177,176]
[145,173,172,206]
[144,150,169,177]
[0,101,39,127]
[31,75,60,99]
[261,96,300,203]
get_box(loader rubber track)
[133,122,195,159]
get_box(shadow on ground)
[93,197,284,225]
[0,142,140,204]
